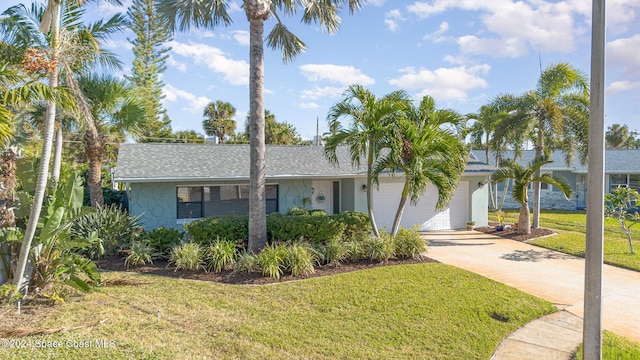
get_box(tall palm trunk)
[367,145,380,237]
[83,128,105,207]
[391,180,410,236]
[51,125,63,183]
[245,0,270,252]
[0,148,18,281]
[13,3,61,294]
[532,127,543,228]
[518,198,531,235]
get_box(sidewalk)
[422,230,640,358]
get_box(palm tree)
[4,0,122,294]
[491,154,573,234]
[374,95,468,236]
[494,63,589,229]
[77,74,143,207]
[173,129,205,143]
[606,123,632,149]
[202,100,236,143]
[157,0,363,252]
[325,85,411,237]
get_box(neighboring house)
[471,149,640,211]
[114,143,494,231]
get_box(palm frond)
[266,22,306,63]
[156,0,232,33]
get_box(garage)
[373,181,470,231]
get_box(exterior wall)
[278,179,313,212]
[500,190,579,211]
[129,182,178,230]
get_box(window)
[629,175,640,190]
[177,185,278,219]
[610,174,629,192]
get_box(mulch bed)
[95,256,438,286]
[475,223,555,242]
[95,224,556,285]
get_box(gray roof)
[470,149,640,174]
[115,143,494,183]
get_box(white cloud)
[606,81,640,93]
[405,0,640,59]
[367,0,387,6]
[103,39,133,52]
[607,34,640,75]
[168,41,249,85]
[388,65,490,101]
[232,30,250,46]
[384,9,405,32]
[94,0,131,16]
[167,54,187,72]
[299,64,375,86]
[300,86,346,100]
[423,21,450,43]
[162,84,210,113]
[299,102,320,109]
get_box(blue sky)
[5,0,640,140]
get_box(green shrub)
[169,243,205,271]
[267,213,345,244]
[140,227,183,260]
[257,244,287,280]
[344,240,367,262]
[124,241,157,269]
[0,284,22,304]
[394,228,427,259]
[287,207,310,216]
[186,215,248,246]
[233,251,258,274]
[330,211,372,242]
[285,244,316,277]
[322,237,350,266]
[206,238,238,272]
[71,204,142,258]
[365,234,395,263]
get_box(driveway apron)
[422,230,640,343]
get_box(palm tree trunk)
[246,2,269,252]
[518,201,531,234]
[83,129,104,207]
[367,146,380,237]
[391,180,410,236]
[51,125,63,183]
[532,128,543,229]
[0,149,18,282]
[13,3,61,294]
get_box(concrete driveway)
[422,230,640,343]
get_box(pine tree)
[127,0,173,142]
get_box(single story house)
[113,143,494,231]
[471,149,640,211]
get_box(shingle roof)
[470,149,640,173]
[114,143,494,182]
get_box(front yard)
[0,263,555,359]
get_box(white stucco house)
[113,143,494,231]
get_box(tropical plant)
[393,228,426,259]
[7,0,124,294]
[605,187,640,254]
[169,242,205,271]
[124,240,158,269]
[364,234,395,263]
[493,63,589,229]
[0,284,22,304]
[70,204,142,259]
[171,129,205,143]
[203,100,236,143]
[233,251,258,274]
[321,237,350,267]
[606,123,639,149]
[206,238,238,272]
[157,0,364,253]
[491,154,573,234]
[284,243,315,277]
[256,243,287,281]
[374,94,468,236]
[325,85,411,237]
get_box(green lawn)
[0,264,555,359]
[522,211,640,272]
[573,331,640,360]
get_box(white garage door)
[373,181,469,231]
